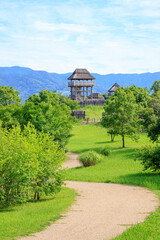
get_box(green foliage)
[148,118,160,142]
[136,145,160,172]
[0,86,21,105]
[0,89,74,148]
[22,90,73,147]
[102,87,140,147]
[101,93,108,100]
[58,93,79,110]
[151,90,160,116]
[0,124,65,206]
[151,80,160,94]
[128,85,150,108]
[99,145,110,156]
[79,150,103,167]
[0,103,22,129]
[146,90,160,142]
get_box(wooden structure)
[68,68,95,101]
[87,93,103,99]
[108,83,120,96]
[71,110,85,119]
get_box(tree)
[0,124,65,206]
[102,87,140,148]
[126,85,157,132]
[146,83,160,142]
[127,85,150,108]
[0,103,23,129]
[58,93,79,110]
[150,80,160,95]
[0,86,21,105]
[21,90,73,147]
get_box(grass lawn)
[0,188,76,240]
[80,105,104,119]
[66,124,160,240]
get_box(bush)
[79,150,103,167]
[99,146,110,156]
[0,124,65,206]
[136,145,160,172]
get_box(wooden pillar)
[91,87,93,100]
[75,87,77,100]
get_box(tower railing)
[68,81,95,87]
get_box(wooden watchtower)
[68,68,95,101]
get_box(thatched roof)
[108,83,120,92]
[68,68,95,80]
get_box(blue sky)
[0,0,160,74]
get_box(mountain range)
[0,66,159,103]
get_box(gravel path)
[19,153,159,240]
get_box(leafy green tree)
[58,93,79,110]
[102,87,140,148]
[0,86,21,105]
[146,88,160,142]
[127,85,157,131]
[127,85,150,107]
[0,103,23,129]
[0,124,65,206]
[21,90,73,147]
[150,80,160,94]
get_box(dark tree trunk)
[122,135,125,148]
[111,133,114,142]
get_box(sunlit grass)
[66,124,160,240]
[0,188,76,240]
[80,105,104,119]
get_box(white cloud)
[34,21,87,33]
[76,36,88,45]
[138,21,160,31]
[0,0,160,74]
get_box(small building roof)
[108,83,120,92]
[68,68,95,80]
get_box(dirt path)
[62,153,82,169]
[19,153,159,240]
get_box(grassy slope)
[80,105,104,119]
[66,124,160,240]
[0,188,76,240]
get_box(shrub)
[0,124,65,206]
[136,145,160,172]
[79,150,103,167]
[99,146,110,156]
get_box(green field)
[66,124,160,240]
[1,122,160,240]
[80,105,104,119]
[0,188,76,240]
